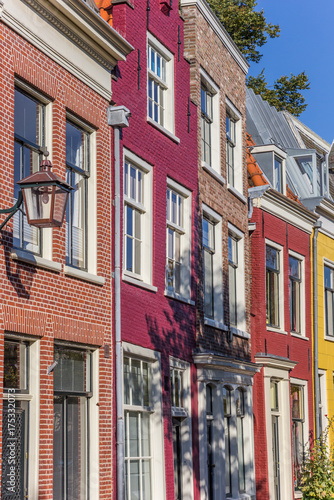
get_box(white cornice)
[255,354,297,371]
[193,352,259,376]
[2,0,133,99]
[259,189,318,234]
[180,0,249,74]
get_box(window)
[291,385,305,491]
[223,386,232,497]
[226,99,242,193]
[266,244,281,328]
[13,87,47,254]
[226,114,236,186]
[123,345,164,500]
[201,85,213,166]
[228,224,246,334]
[289,254,303,334]
[65,119,90,270]
[274,156,283,193]
[166,180,191,301]
[2,338,39,499]
[203,217,215,319]
[53,346,92,500]
[170,359,193,500]
[123,151,153,285]
[270,380,280,500]
[202,206,224,328]
[228,235,238,327]
[147,33,174,133]
[325,265,334,336]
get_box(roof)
[94,0,113,25]
[246,134,268,188]
[246,133,301,204]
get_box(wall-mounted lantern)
[0,158,72,231]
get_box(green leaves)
[247,70,310,116]
[299,420,334,499]
[207,0,280,63]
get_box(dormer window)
[251,144,287,195]
[274,156,283,193]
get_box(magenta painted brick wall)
[0,21,114,499]
[250,207,314,500]
[112,3,199,500]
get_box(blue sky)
[248,0,334,145]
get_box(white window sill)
[202,162,225,185]
[147,117,180,144]
[325,335,334,342]
[227,184,247,204]
[291,332,309,341]
[294,492,302,499]
[63,265,105,286]
[11,249,62,272]
[165,290,195,305]
[123,274,157,292]
[267,327,288,335]
[228,494,254,500]
[230,327,250,339]
[204,318,229,331]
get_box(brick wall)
[112,3,199,500]
[182,4,252,361]
[0,22,113,499]
[250,206,314,499]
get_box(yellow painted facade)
[314,229,334,443]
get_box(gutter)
[313,219,322,439]
[107,105,131,500]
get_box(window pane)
[225,418,231,495]
[4,341,27,391]
[270,381,278,411]
[266,246,279,271]
[131,360,142,406]
[15,89,41,145]
[325,266,332,288]
[143,362,149,407]
[141,413,150,456]
[129,412,139,457]
[229,265,237,326]
[237,416,245,492]
[124,358,130,405]
[130,460,140,498]
[54,348,88,393]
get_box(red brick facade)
[0,10,127,497]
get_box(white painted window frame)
[63,113,98,279]
[250,144,287,196]
[318,369,328,439]
[228,223,246,335]
[226,97,243,196]
[147,32,175,135]
[263,366,293,500]
[265,239,285,334]
[289,250,306,338]
[3,336,40,499]
[165,178,192,302]
[200,68,220,175]
[122,149,153,287]
[323,257,334,340]
[202,204,225,329]
[290,377,309,500]
[13,79,53,262]
[122,342,165,500]
[169,357,194,500]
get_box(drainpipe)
[313,219,322,439]
[107,105,131,500]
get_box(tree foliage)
[247,69,310,117]
[207,0,280,63]
[206,0,310,116]
[299,421,334,499]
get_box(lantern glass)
[53,188,69,225]
[21,184,70,228]
[23,185,52,222]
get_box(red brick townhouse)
[247,129,317,499]
[181,1,259,499]
[0,0,132,498]
[110,1,199,500]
